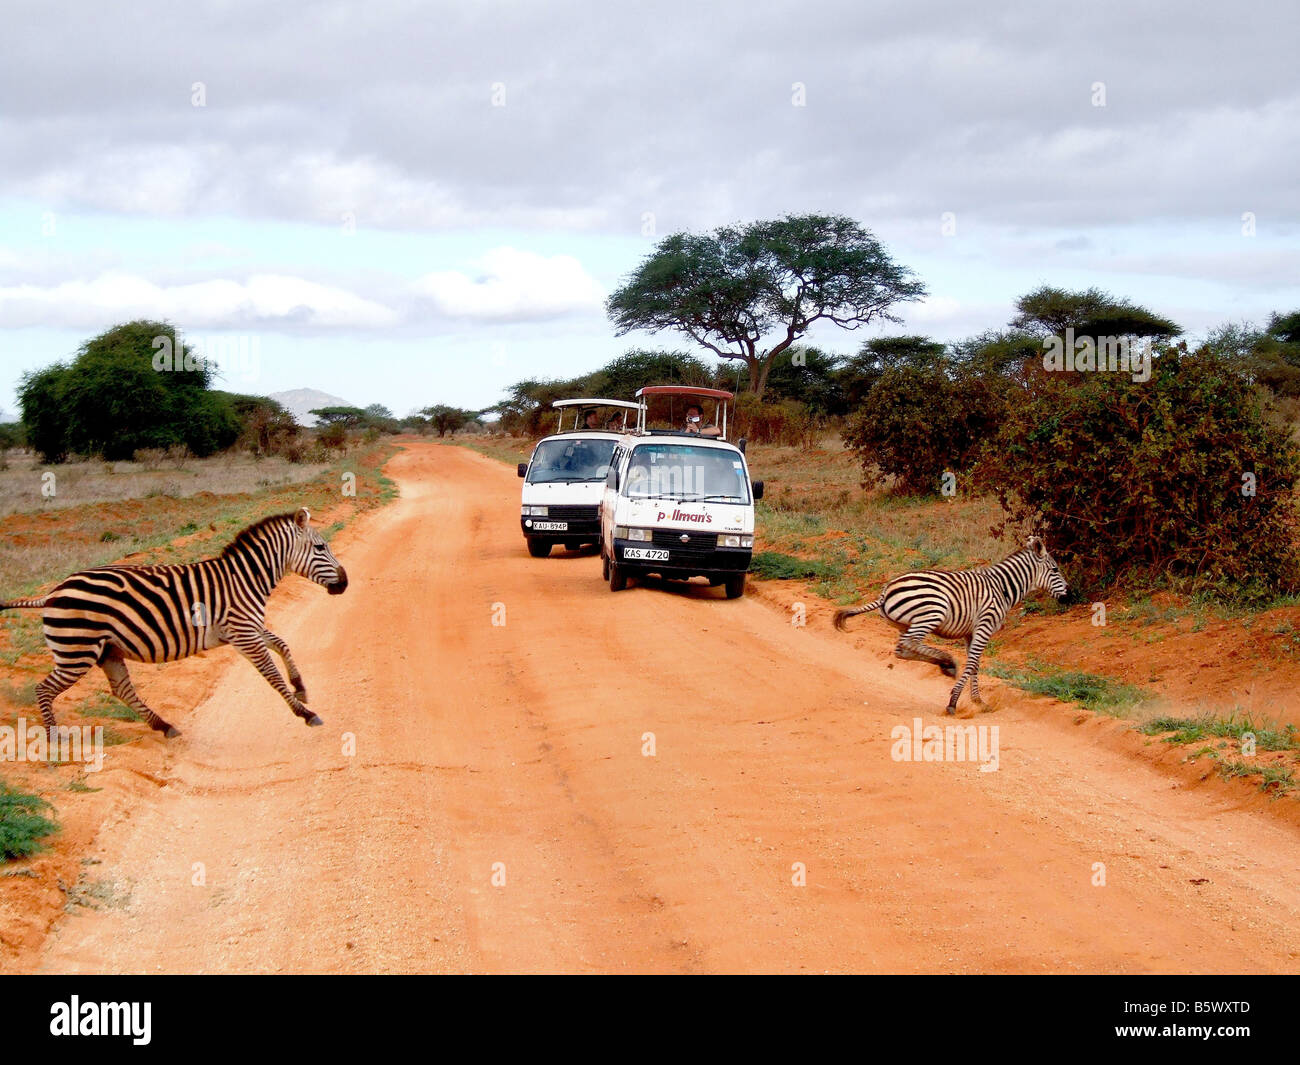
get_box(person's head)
[685,404,703,424]
[605,414,622,430]
[583,408,600,429]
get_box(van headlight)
[615,526,653,541]
[719,535,754,549]
[522,506,548,517]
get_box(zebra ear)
[294,508,311,529]
[1026,536,1044,555]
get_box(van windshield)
[623,443,751,504]
[526,437,617,483]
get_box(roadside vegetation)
[0,784,57,862]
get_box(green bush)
[18,320,241,462]
[0,782,57,861]
[749,551,834,580]
[977,347,1300,597]
[842,360,1008,495]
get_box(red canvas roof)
[635,386,735,400]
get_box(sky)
[1,0,1297,420]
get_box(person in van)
[683,404,722,438]
[583,408,601,431]
[605,413,625,432]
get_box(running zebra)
[833,537,1068,713]
[0,508,347,739]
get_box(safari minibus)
[518,398,642,557]
[599,387,764,598]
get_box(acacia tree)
[1011,286,1181,340]
[606,214,925,397]
[421,405,475,437]
[309,406,367,429]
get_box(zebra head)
[1025,536,1068,601]
[288,508,349,595]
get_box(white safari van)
[599,387,764,598]
[518,398,642,558]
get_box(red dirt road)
[30,442,1300,973]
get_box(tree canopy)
[606,214,925,397]
[18,320,241,462]
[1011,286,1181,340]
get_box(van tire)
[724,574,745,599]
[609,560,628,592]
[527,538,551,558]
[602,555,610,581]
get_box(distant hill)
[269,388,355,426]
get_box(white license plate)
[624,547,669,561]
[533,521,568,531]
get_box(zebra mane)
[220,512,299,560]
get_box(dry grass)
[451,435,535,467]
[744,435,1025,602]
[0,450,331,519]
[0,442,396,600]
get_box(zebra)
[0,508,347,739]
[833,537,1068,713]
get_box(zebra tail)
[0,596,48,611]
[833,597,883,631]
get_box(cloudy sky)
[1,0,1297,419]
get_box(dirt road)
[32,442,1300,973]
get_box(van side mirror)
[752,480,764,500]
[517,462,527,478]
[737,437,747,454]
[606,467,619,490]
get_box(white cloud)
[0,272,399,329]
[411,247,606,320]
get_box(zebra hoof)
[164,726,181,738]
[940,661,958,678]
[305,714,324,727]
[944,704,958,715]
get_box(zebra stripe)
[833,537,1068,713]
[0,507,347,739]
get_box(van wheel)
[527,539,551,558]
[724,574,745,599]
[602,555,610,581]
[609,560,628,592]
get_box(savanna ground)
[0,440,396,957]
[463,432,1300,798]
[1,432,1298,973]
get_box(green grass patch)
[1216,759,1296,796]
[984,661,1149,715]
[0,781,58,861]
[749,551,836,581]
[77,692,142,723]
[1140,714,1299,753]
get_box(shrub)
[843,361,1008,495]
[0,782,57,861]
[18,320,241,462]
[733,395,816,446]
[317,423,348,451]
[976,347,1300,597]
